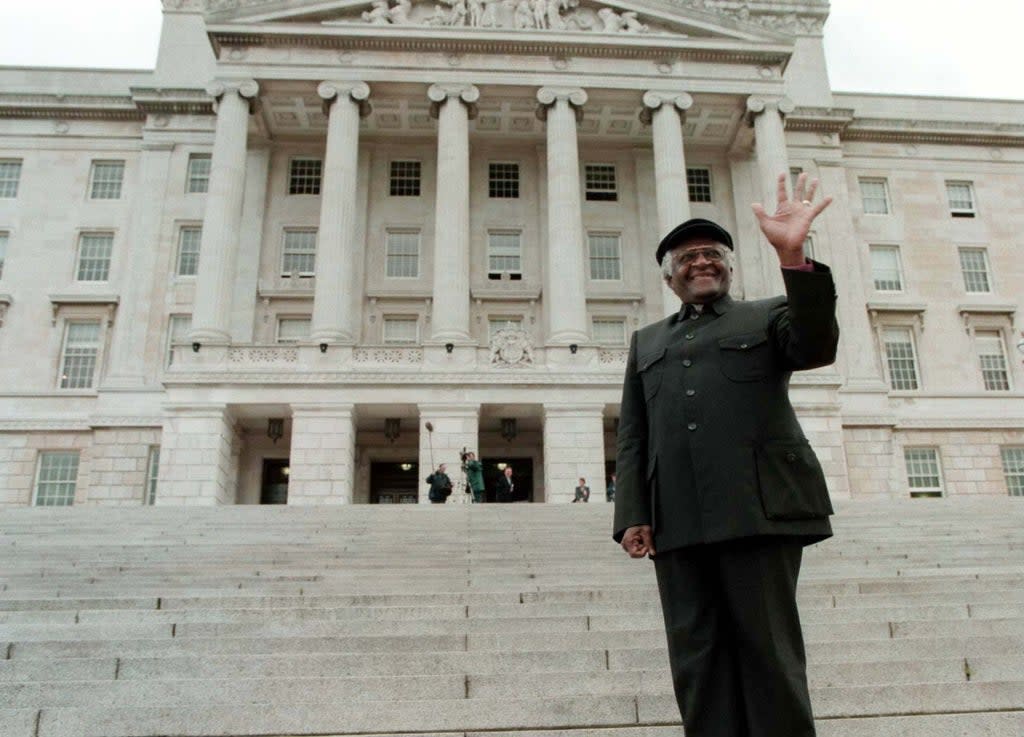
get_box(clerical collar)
[676,294,734,321]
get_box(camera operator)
[462,450,485,504]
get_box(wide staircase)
[1,499,1023,737]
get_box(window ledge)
[956,302,1016,316]
[48,293,120,326]
[866,301,927,314]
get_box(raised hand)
[751,172,833,267]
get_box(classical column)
[641,91,694,316]
[288,404,357,504]
[155,405,238,505]
[418,404,479,505]
[745,95,795,209]
[311,81,371,345]
[428,83,479,343]
[542,403,607,503]
[189,79,259,346]
[536,86,589,345]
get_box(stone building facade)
[0,0,1021,506]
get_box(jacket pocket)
[754,441,834,520]
[638,347,667,401]
[718,331,771,382]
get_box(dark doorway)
[481,457,535,503]
[260,459,290,504]
[371,461,419,504]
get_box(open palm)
[752,172,833,266]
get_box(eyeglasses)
[674,247,726,267]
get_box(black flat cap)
[655,218,734,264]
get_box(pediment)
[193,0,824,42]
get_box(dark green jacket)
[464,460,484,492]
[613,265,839,553]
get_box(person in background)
[496,465,514,503]
[463,451,485,503]
[573,477,590,503]
[426,463,452,504]
[606,473,616,503]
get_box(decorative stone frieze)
[490,329,535,368]
[353,347,425,364]
[228,347,299,365]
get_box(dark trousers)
[653,537,816,737]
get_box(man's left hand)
[751,172,833,267]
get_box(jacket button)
[786,452,797,462]
[685,389,696,397]
[740,343,749,349]
[687,423,697,431]
[682,359,692,367]
[685,333,695,340]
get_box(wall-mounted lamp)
[500,417,517,442]
[384,417,401,443]
[319,342,328,354]
[267,418,284,444]
[444,342,454,354]
[496,462,507,471]
[569,343,578,354]
[192,342,201,353]
[400,462,413,471]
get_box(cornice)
[785,106,853,134]
[0,93,143,122]
[130,87,216,116]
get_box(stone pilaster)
[155,405,237,505]
[288,404,357,504]
[418,404,479,504]
[543,404,607,503]
[642,91,694,317]
[537,86,589,345]
[311,81,371,345]
[428,83,478,343]
[189,79,258,346]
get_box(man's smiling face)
[664,238,733,304]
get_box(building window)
[282,229,317,276]
[176,226,201,277]
[487,231,522,279]
[946,180,975,217]
[687,168,712,203]
[904,447,943,497]
[0,231,7,279]
[958,248,991,293]
[584,164,617,201]
[976,331,1010,391]
[859,177,889,215]
[383,316,418,345]
[0,159,22,198]
[389,161,421,196]
[277,317,311,344]
[145,446,160,505]
[489,163,519,198]
[59,321,101,389]
[166,314,191,366]
[869,245,903,292]
[385,230,420,278]
[186,155,211,194]
[89,160,125,200]
[488,317,522,338]
[76,232,114,282]
[288,158,322,195]
[588,233,622,280]
[882,327,919,391]
[1002,447,1024,497]
[592,318,627,346]
[34,451,79,506]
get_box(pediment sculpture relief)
[353,0,656,33]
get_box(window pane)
[687,168,712,203]
[958,248,990,293]
[585,164,617,201]
[77,233,113,282]
[977,332,1010,391]
[946,181,974,212]
[0,231,7,279]
[859,178,889,215]
[1002,447,1024,497]
[35,452,79,506]
[488,232,521,274]
[277,318,311,344]
[186,155,211,194]
[90,161,124,199]
[289,158,322,195]
[870,246,902,291]
[593,318,626,346]
[489,163,519,198]
[883,327,918,390]
[60,322,101,389]
[0,160,22,198]
[589,234,621,280]
[282,230,317,275]
[383,317,418,344]
[386,231,419,278]
[177,227,201,277]
[145,446,160,505]
[390,161,421,196]
[904,447,942,493]
[167,315,191,366]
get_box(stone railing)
[227,345,299,365]
[352,346,424,365]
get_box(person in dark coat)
[426,463,452,504]
[463,452,485,503]
[572,478,590,503]
[495,465,514,503]
[614,172,837,737]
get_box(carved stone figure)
[389,0,413,24]
[467,0,484,26]
[361,0,392,24]
[448,0,468,26]
[490,329,535,368]
[596,7,647,33]
[478,0,500,27]
[512,0,534,29]
[531,0,548,29]
[620,10,648,33]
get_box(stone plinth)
[287,404,356,504]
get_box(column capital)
[744,95,795,126]
[639,90,693,125]
[318,80,372,117]
[428,83,480,120]
[206,79,259,113]
[536,86,588,123]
